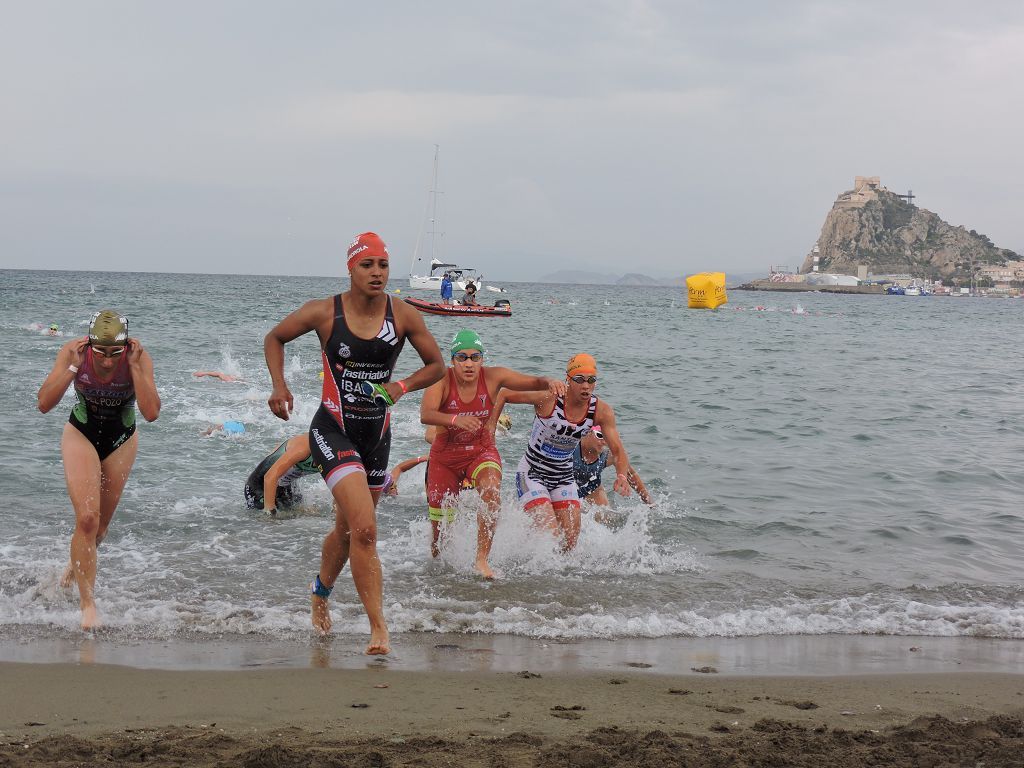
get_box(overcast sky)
[2,1,1022,281]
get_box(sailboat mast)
[410,144,439,279]
[429,144,440,264]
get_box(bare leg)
[430,519,441,558]
[525,500,562,543]
[312,474,389,655]
[61,426,138,629]
[473,467,502,579]
[311,504,349,635]
[553,503,582,551]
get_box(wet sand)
[1,661,1022,766]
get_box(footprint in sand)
[776,699,819,710]
[550,705,586,720]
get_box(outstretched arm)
[263,435,312,512]
[595,401,631,497]
[626,466,652,505]
[392,455,430,475]
[490,367,566,398]
[385,454,429,496]
[37,337,89,413]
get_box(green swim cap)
[450,329,485,357]
[88,310,129,346]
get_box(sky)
[2,1,1022,281]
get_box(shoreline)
[2,662,1022,766]
[1,632,1022,675]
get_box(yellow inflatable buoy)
[686,272,728,309]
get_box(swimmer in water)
[203,420,246,436]
[37,310,161,630]
[244,434,319,514]
[573,425,652,509]
[193,371,241,382]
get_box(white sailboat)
[407,145,503,293]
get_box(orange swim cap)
[347,232,389,270]
[566,353,597,377]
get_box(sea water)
[1,269,1022,666]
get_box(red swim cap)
[347,232,389,270]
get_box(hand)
[268,384,294,420]
[613,474,631,497]
[382,381,404,403]
[125,339,146,370]
[451,414,482,432]
[68,337,90,368]
[546,378,567,398]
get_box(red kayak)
[404,297,512,317]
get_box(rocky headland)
[801,176,1018,279]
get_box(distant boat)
[409,258,479,291]
[404,297,512,317]
[407,145,503,293]
[904,286,921,296]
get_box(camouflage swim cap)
[88,310,129,346]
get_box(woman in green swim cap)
[419,329,566,578]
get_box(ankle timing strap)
[310,574,333,598]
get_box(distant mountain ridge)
[538,269,763,287]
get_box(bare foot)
[311,595,332,635]
[80,602,100,631]
[475,556,496,580]
[365,628,390,655]
[60,563,75,589]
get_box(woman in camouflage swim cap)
[37,309,161,630]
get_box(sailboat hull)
[408,275,469,291]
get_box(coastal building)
[978,261,1024,284]
[832,176,883,209]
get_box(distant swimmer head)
[346,232,389,271]
[88,310,129,347]
[49,323,59,331]
[221,420,245,434]
[497,413,512,432]
[589,424,605,441]
[566,353,597,378]
[450,329,485,360]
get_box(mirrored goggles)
[92,345,126,358]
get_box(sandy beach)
[2,659,1022,767]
